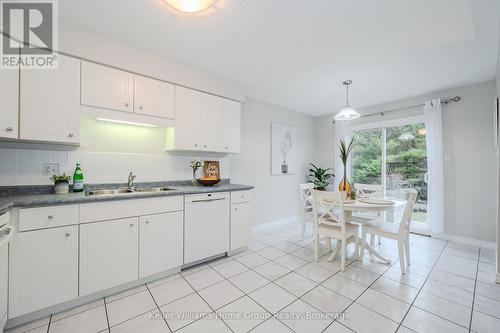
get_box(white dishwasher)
[184,192,230,265]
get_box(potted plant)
[190,160,202,185]
[308,163,334,190]
[50,173,72,194]
[339,137,354,192]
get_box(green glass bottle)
[73,163,84,192]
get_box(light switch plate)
[42,163,59,176]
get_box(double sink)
[86,186,176,196]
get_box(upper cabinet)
[169,86,241,153]
[20,54,81,144]
[81,61,175,120]
[0,66,19,139]
[134,75,175,119]
[222,99,241,153]
[81,62,134,113]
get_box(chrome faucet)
[127,172,136,188]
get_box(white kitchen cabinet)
[9,226,78,318]
[173,86,201,150]
[20,54,80,144]
[79,218,139,296]
[200,93,223,152]
[134,75,174,119]
[81,61,134,113]
[222,99,242,153]
[0,66,19,139]
[230,202,252,251]
[139,211,183,278]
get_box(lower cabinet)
[230,202,252,251]
[139,212,183,278]
[79,218,139,296]
[9,226,78,318]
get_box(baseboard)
[432,232,496,250]
[253,215,301,231]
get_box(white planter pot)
[54,182,70,194]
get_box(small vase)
[281,164,288,173]
[192,169,198,185]
[338,173,351,192]
[54,181,70,194]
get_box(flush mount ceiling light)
[164,0,214,13]
[335,80,361,121]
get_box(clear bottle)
[73,163,84,192]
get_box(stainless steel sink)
[86,187,175,196]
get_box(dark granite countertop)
[0,180,254,212]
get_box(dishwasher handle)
[190,198,227,203]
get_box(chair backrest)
[354,183,383,197]
[299,183,314,210]
[398,190,418,236]
[311,190,348,231]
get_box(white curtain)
[424,99,445,234]
[334,121,349,190]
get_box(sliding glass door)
[349,118,428,231]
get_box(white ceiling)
[60,0,500,116]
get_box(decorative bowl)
[196,178,221,186]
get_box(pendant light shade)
[335,80,360,121]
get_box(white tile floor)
[6,220,500,333]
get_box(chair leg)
[330,240,341,262]
[370,234,375,246]
[328,237,332,251]
[398,241,406,274]
[360,229,367,262]
[378,235,381,245]
[314,233,319,262]
[404,237,410,265]
[301,211,306,239]
[340,239,346,271]
[354,232,360,260]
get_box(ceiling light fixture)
[164,0,214,13]
[96,118,157,128]
[335,80,361,121]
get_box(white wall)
[230,98,317,225]
[316,80,498,242]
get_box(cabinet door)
[0,67,18,139]
[222,99,241,153]
[200,93,222,152]
[134,75,174,119]
[139,211,183,278]
[81,61,134,113]
[174,86,201,150]
[20,55,80,143]
[230,202,252,251]
[80,218,139,296]
[9,226,78,318]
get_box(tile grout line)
[468,248,481,332]
[103,297,111,332]
[144,282,173,332]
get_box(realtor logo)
[1,0,58,69]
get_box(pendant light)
[335,80,360,121]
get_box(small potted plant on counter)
[308,163,334,191]
[190,159,202,185]
[50,173,72,194]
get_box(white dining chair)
[299,183,315,239]
[360,190,417,274]
[311,190,359,271]
[353,183,384,246]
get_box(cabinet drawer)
[19,205,79,232]
[80,196,183,223]
[231,190,252,204]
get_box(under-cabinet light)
[96,118,157,128]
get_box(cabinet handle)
[5,127,13,132]
[145,221,149,224]
[65,233,70,237]
[204,145,207,148]
[68,133,74,138]
[234,208,238,211]
[129,223,134,227]
[225,146,228,150]
[48,215,54,220]
[194,144,198,147]
[139,106,143,110]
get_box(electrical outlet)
[42,163,59,176]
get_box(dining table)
[310,196,407,264]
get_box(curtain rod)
[332,96,461,124]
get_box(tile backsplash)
[0,148,229,186]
